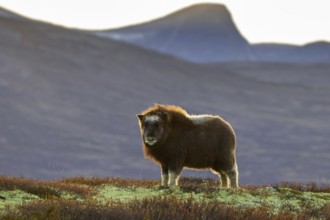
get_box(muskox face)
[137,114,166,147]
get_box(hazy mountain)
[96,4,251,62]
[96,3,330,63]
[0,6,23,20]
[251,41,330,62]
[0,7,330,184]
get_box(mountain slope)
[0,7,25,20]
[0,7,329,184]
[251,41,330,62]
[96,4,250,62]
[96,3,330,63]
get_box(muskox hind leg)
[226,163,239,188]
[220,171,229,188]
[211,169,229,188]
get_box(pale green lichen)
[94,185,330,214]
[96,185,151,202]
[0,190,39,213]
[59,191,84,202]
[214,189,262,208]
[95,185,191,203]
[1,184,329,216]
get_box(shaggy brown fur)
[137,104,238,188]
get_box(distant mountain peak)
[98,3,250,62]
[167,3,234,26]
[304,41,330,47]
[96,3,330,63]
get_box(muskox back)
[184,115,236,170]
[137,104,239,188]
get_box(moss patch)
[95,185,159,202]
[0,176,329,218]
[0,190,39,213]
[95,185,330,214]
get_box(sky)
[0,0,329,45]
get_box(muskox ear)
[137,114,144,121]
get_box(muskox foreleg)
[161,166,169,186]
[168,168,182,186]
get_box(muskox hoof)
[168,185,180,191]
[158,185,169,190]
[228,186,240,191]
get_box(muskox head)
[137,112,170,147]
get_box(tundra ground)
[0,176,329,219]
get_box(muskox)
[137,104,239,188]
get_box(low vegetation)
[0,176,329,219]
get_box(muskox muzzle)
[144,136,157,146]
